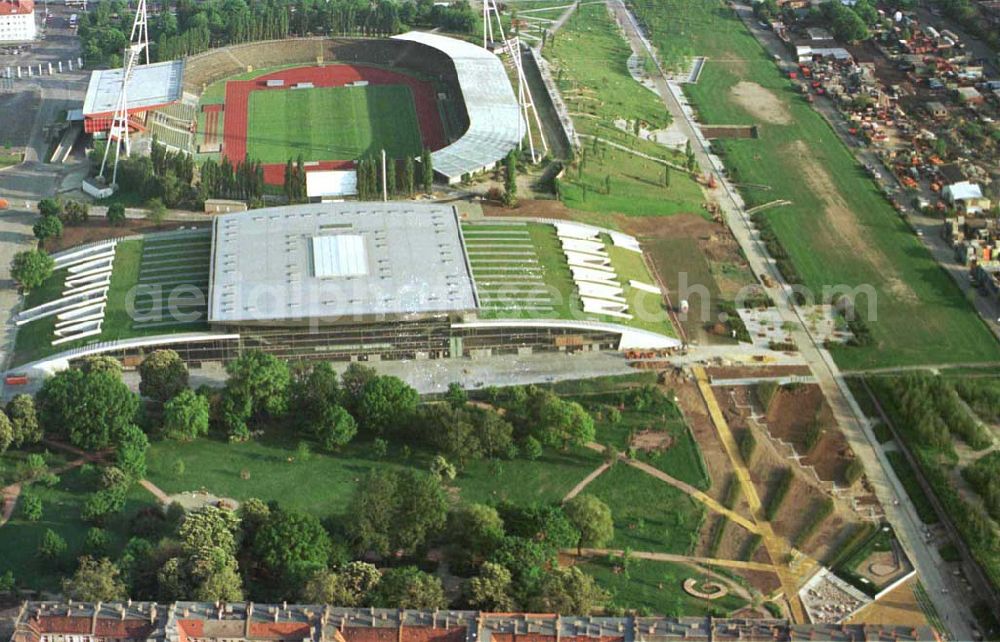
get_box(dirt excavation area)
[729,81,792,125]
[714,382,877,562]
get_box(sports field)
[246,85,423,163]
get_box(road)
[606,0,974,637]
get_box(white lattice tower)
[482,1,548,163]
[98,0,149,186]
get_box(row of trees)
[355,151,433,200]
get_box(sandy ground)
[847,579,931,628]
[729,81,792,125]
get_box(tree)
[7,394,41,447]
[386,158,397,197]
[62,557,126,601]
[314,404,357,451]
[115,424,149,479]
[0,410,11,454]
[420,147,434,192]
[145,197,167,226]
[357,375,419,435]
[37,367,139,450]
[372,566,447,609]
[445,382,467,408]
[466,561,516,611]
[528,567,609,614]
[303,561,381,606]
[172,505,245,601]
[33,215,63,242]
[38,528,67,560]
[106,202,127,225]
[563,494,614,554]
[81,355,123,375]
[341,362,377,414]
[138,349,189,402]
[61,200,89,225]
[663,165,671,188]
[250,507,334,600]
[348,469,447,557]
[537,395,595,449]
[221,350,290,440]
[10,249,54,291]
[37,198,63,219]
[504,149,518,198]
[402,155,415,196]
[84,527,110,555]
[163,389,210,441]
[21,491,42,521]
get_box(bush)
[803,419,823,453]
[843,458,864,486]
[738,430,756,465]
[792,496,833,548]
[740,533,762,561]
[763,467,793,521]
[21,492,42,521]
[37,529,67,560]
[754,381,779,411]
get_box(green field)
[246,85,423,162]
[544,2,706,217]
[629,0,1000,369]
[464,222,675,337]
[583,556,747,616]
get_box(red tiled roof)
[340,626,397,642]
[178,619,205,642]
[248,622,312,639]
[94,619,155,638]
[490,634,556,642]
[34,617,92,635]
[0,0,34,15]
[401,626,466,642]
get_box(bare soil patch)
[42,219,211,253]
[483,199,577,221]
[764,384,854,484]
[631,429,674,452]
[705,365,812,380]
[729,82,792,125]
[788,140,916,303]
[847,579,930,628]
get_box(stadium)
[11,203,681,375]
[83,32,525,188]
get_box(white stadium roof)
[393,31,524,183]
[207,202,478,324]
[82,60,185,117]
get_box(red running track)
[221,65,447,185]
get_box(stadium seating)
[149,119,192,153]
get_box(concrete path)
[566,547,776,572]
[562,462,610,502]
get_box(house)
[0,0,36,42]
[956,86,984,105]
[943,181,992,214]
[926,101,947,118]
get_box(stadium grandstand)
[79,32,522,184]
[393,31,523,182]
[82,60,185,134]
[10,203,681,377]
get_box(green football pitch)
[245,84,424,162]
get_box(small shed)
[926,101,947,118]
[956,86,984,105]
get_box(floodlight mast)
[97,0,150,187]
[482,0,548,163]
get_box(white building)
[0,0,37,42]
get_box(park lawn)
[582,557,747,616]
[246,85,423,163]
[0,466,158,591]
[145,434,435,518]
[0,151,21,168]
[544,2,707,218]
[607,243,675,336]
[629,0,1000,369]
[457,446,604,505]
[0,447,73,487]
[148,431,602,515]
[585,463,704,554]
[576,392,709,490]
[559,144,705,217]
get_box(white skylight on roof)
[312,235,368,278]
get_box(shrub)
[793,496,834,548]
[738,430,756,465]
[754,381,779,412]
[21,492,42,521]
[843,458,864,486]
[764,468,793,521]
